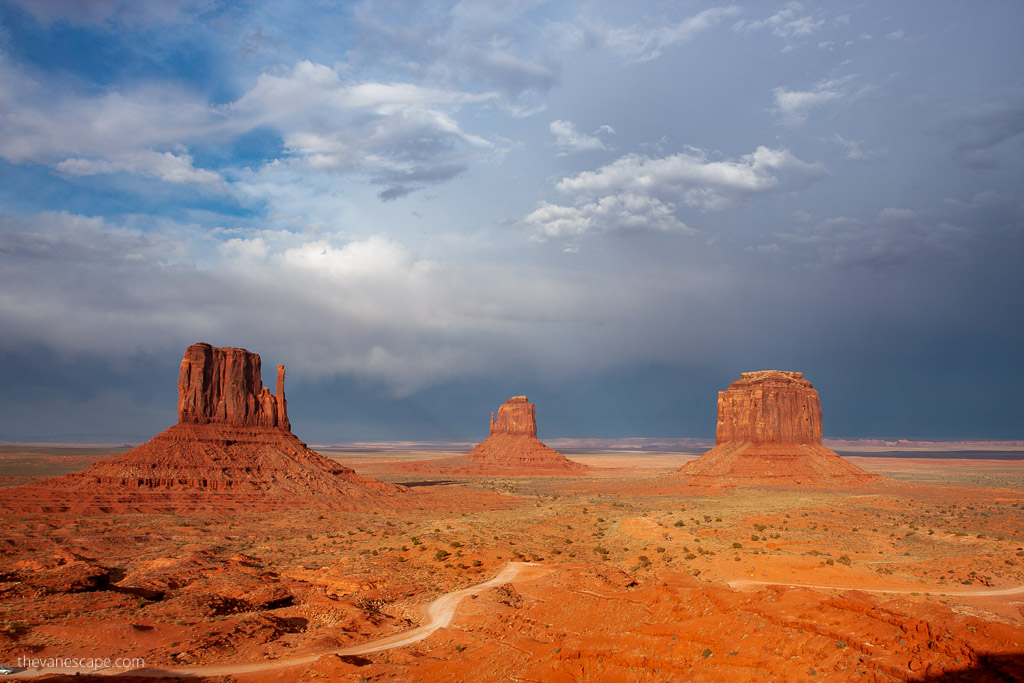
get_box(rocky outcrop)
[488,396,537,437]
[679,371,876,487]
[398,396,588,476]
[2,343,402,513]
[177,342,288,429]
[715,371,821,444]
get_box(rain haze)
[0,0,1021,443]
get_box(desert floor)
[1,445,1023,682]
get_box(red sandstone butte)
[2,343,400,513]
[401,396,588,476]
[679,370,877,486]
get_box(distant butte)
[678,370,877,487]
[401,396,589,476]
[2,343,402,513]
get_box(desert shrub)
[837,555,852,566]
[674,520,685,527]
[594,546,609,555]
[751,534,760,541]
[826,558,835,566]
[732,542,743,549]
[434,549,451,561]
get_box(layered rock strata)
[679,371,876,486]
[3,343,400,513]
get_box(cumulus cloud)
[0,56,222,182]
[773,76,855,125]
[548,120,612,154]
[525,145,824,248]
[555,146,826,209]
[525,194,691,250]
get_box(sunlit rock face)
[488,396,538,438]
[680,371,877,487]
[177,342,289,430]
[715,371,822,445]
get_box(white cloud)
[773,77,854,124]
[554,146,827,210]
[56,150,222,184]
[525,145,824,248]
[601,6,742,62]
[525,193,691,249]
[734,2,823,41]
[548,120,611,154]
[0,52,501,200]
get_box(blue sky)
[0,0,1021,442]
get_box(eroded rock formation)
[715,371,822,444]
[177,342,289,429]
[679,370,876,486]
[488,396,537,437]
[2,343,401,513]
[399,396,588,476]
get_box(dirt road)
[9,561,544,679]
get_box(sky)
[0,0,1021,443]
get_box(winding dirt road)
[10,561,543,679]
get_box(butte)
[401,396,588,476]
[2,343,401,513]
[677,370,877,487]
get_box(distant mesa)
[2,342,401,513]
[400,396,589,476]
[678,370,877,487]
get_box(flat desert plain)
[1,444,1023,681]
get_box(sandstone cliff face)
[680,370,876,487]
[489,396,537,437]
[715,370,822,445]
[177,343,288,429]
